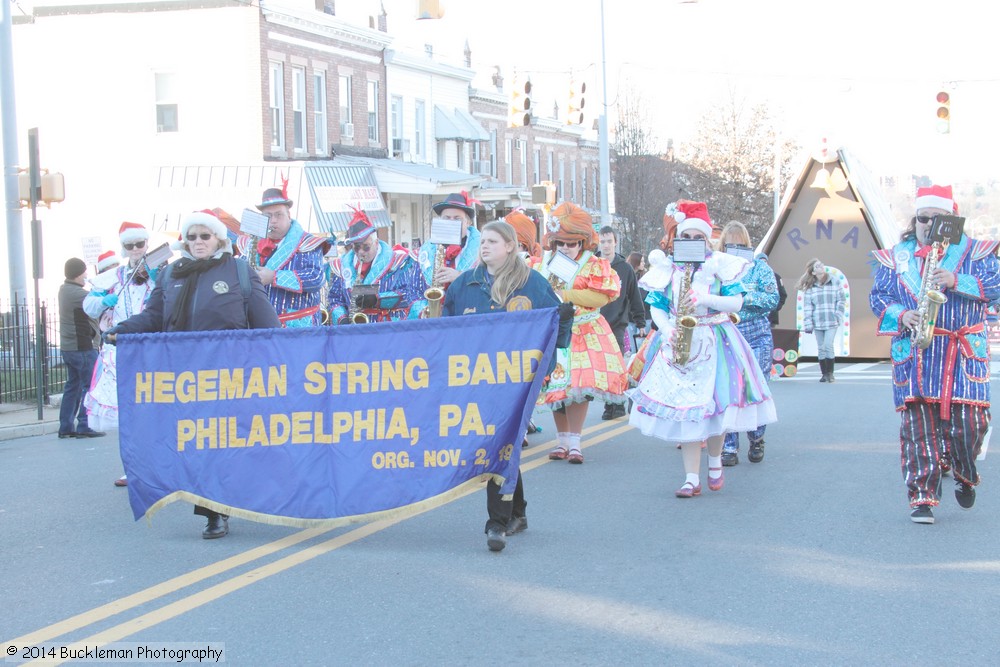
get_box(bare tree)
[611,85,680,254]
[677,89,800,243]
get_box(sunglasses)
[555,240,581,248]
[122,241,146,250]
[186,233,214,241]
[915,215,938,224]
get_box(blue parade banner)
[116,308,558,527]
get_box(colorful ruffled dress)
[628,251,776,443]
[532,250,628,410]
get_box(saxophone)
[248,235,260,269]
[913,240,949,349]
[345,288,371,324]
[423,244,446,318]
[673,263,698,365]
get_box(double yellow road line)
[4,418,634,664]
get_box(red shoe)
[114,475,128,487]
[548,447,568,461]
[675,481,702,498]
[567,449,584,464]
[708,468,724,491]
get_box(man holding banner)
[236,184,329,327]
[327,207,428,323]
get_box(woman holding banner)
[443,220,567,552]
[531,202,628,464]
[107,211,280,539]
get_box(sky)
[370,0,999,181]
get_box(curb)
[0,420,61,442]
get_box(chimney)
[378,1,387,32]
[464,40,472,68]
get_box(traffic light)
[567,79,586,125]
[509,76,532,127]
[416,0,445,19]
[935,90,950,134]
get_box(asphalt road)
[2,361,999,666]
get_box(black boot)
[202,512,229,539]
[819,358,829,382]
[827,358,836,383]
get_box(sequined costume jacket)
[327,240,428,322]
[236,220,327,327]
[869,235,1000,417]
[734,255,780,323]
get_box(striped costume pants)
[723,317,773,452]
[900,400,989,507]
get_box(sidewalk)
[0,398,62,441]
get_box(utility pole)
[598,0,611,225]
[1,0,27,303]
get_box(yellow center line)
[5,417,634,661]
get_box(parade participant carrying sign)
[236,182,328,327]
[419,191,482,294]
[870,184,1000,525]
[84,222,161,487]
[327,206,428,323]
[443,220,564,552]
[628,200,776,499]
[531,201,627,464]
[108,210,280,539]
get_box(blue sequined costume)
[328,240,428,322]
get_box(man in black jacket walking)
[597,227,646,419]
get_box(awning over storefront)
[434,106,490,141]
[336,156,483,196]
[152,162,390,237]
[304,163,391,233]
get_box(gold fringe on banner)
[140,472,511,529]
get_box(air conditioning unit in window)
[392,138,410,155]
[342,123,354,138]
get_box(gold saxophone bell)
[423,243,447,318]
[673,264,697,365]
[319,307,331,325]
[424,286,444,318]
[352,311,370,324]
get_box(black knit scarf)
[167,256,226,331]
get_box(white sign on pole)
[81,236,102,266]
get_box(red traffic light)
[936,91,950,105]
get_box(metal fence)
[0,299,67,404]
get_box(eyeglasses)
[555,240,581,248]
[915,215,938,224]
[122,241,146,250]
[186,233,214,241]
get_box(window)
[505,138,513,183]
[581,166,588,207]
[571,162,577,202]
[547,151,554,181]
[490,130,497,178]
[519,140,527,186]
[313,71,327,154]
[415,100,425,157]
[367,80,379,142]
[269,63,284,150]
[292,67,306,151]
[339,75,352,136]
[533,148,541,185]
[559,157,565,202]
[456,141,465,170]
[155,73,178,133]
[391,95,403,149]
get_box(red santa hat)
[915,184,958,214]
[96,250,120,273]
[672,200,713,239]
[118,221,149,245]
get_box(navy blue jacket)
[443,266,560,316]
[116,254,280,333]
